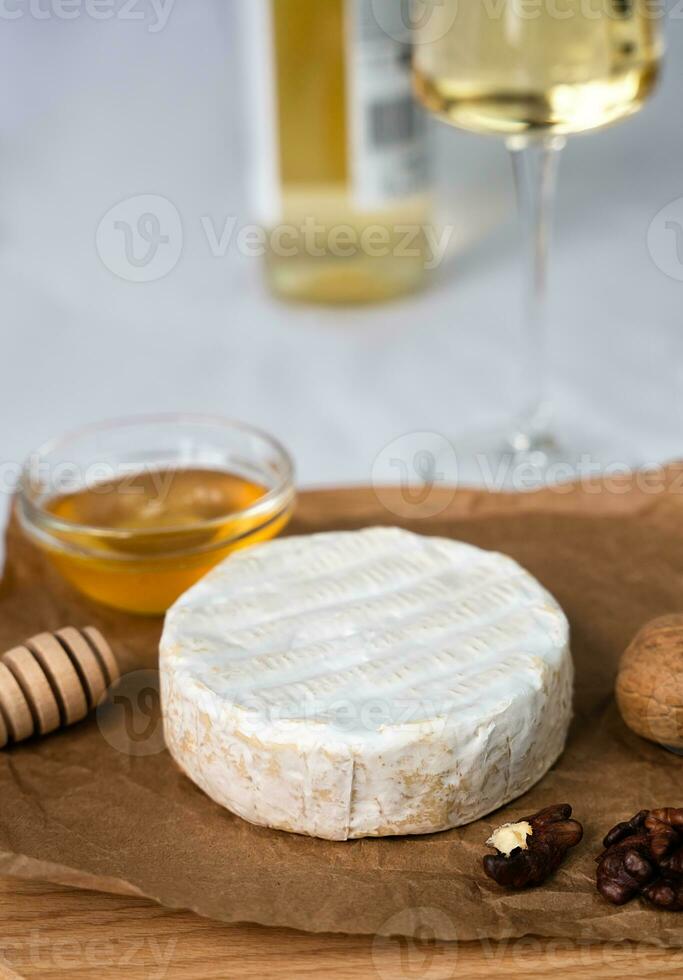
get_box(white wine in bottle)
[413,0,662,137]
[243,0,432,304]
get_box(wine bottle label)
[243,0,429,224]
[346,0,430,210]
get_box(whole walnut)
[616,615,683,751]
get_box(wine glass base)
[506,424,561,458]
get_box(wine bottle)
[242,0,433,304]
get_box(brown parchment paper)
[2,474,683,945]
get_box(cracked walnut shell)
[483,804,583,889]
[616,615,683,751]
[597,809,683,910]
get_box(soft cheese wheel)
[160,527,573,841]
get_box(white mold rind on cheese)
[160,527,573,840]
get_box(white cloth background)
[1,1,682,563]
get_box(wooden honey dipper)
[0,627,120,748]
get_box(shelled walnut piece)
[0,627,119,748]
[483,804,583,889]
[597,808,683,910]
[616,614,683,750]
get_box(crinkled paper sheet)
[1,474,683,944]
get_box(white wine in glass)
[412,0,663,472]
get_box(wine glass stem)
[507,135,566,454]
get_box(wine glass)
[411,0,663,481]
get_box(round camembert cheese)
[160,527,573,840]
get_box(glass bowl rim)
[17,413,297,549]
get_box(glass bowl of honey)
[17,415,296,615]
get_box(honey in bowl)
[40,467,293,615]
[17,416,296,616]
